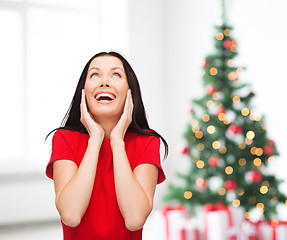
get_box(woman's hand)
[110,89,133,145]
[80,89,105,140]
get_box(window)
[0,0,128,173]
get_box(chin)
[92,108,122,120]
[88,99,125,120]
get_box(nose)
[100,76,110,88]
[100,83,110,87]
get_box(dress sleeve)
[135,136,166,184]
[46,130,76,180]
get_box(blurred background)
[0,0,286,239]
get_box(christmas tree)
[165,1,286,220]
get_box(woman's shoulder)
[53,128,88,141]
[126,130,160,144]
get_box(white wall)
[128,0,287,209]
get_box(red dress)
[46,129,165,240]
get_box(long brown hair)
[47,51,168,158]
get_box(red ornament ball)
[177,145,189,155]
[216,107,225,116]
[196,178,207,189]
[247,170,262,184]
[223,40,233,49]
[228,124,243,135]
[263,145,274,156]
[187,107,193,113]
[206,85,217,95]
[224,180,237,191]
[267,139,275,146]
[203,60,209,68]
[208,156,219,167]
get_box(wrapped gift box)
[241,220,262,240]
[261,221,287,240]
[179,218,200,240]
[241,220,287,240]
[144,205,199,240]
[204,203,244,240]
[145,203,287,240]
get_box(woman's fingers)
[110,90,134,141]
[124,89,133,120]
[80,90,84,120]
[129,90,134,113]
[123,89,129,113]
[80,89,104,139]
[80,89,87,122]
[81,89,92,125]
[81,89,92,118]
[81,89,87,112]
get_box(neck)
[96,116,119,139]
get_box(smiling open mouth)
[95,92,116,102]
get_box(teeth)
[95,93,115,100]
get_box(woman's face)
[84,56,129,120]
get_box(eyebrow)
[88,67,125,73]
[111,67,125,73]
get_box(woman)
[46,51,168,240]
